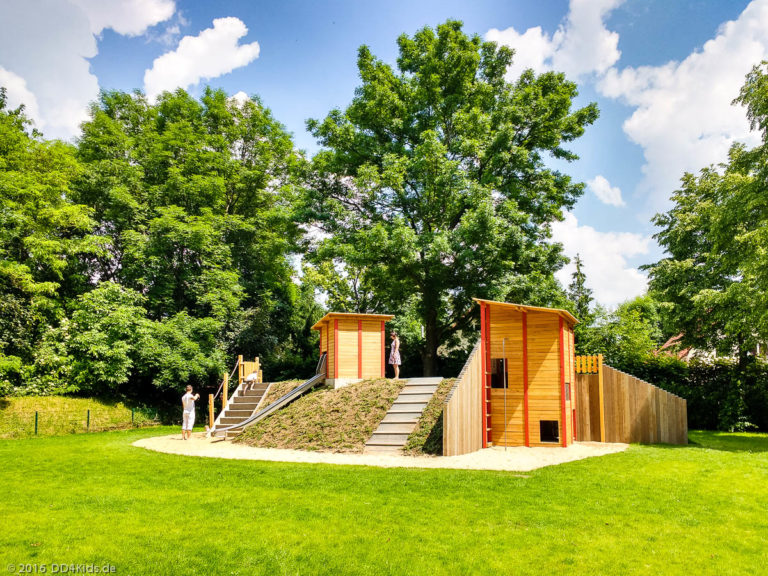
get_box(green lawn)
[1,429,766,575]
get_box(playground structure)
[311,312,394,387]
[206,302,688,453]
[442,300,689,456]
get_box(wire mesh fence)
[0,407,160,439]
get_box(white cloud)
[230,91,249,106]
[0,66,40,120]
[552,213,650,307]
[68,0,175,36]
[0,0,175,140]
[587,175,625,206]
[486,0,623,80]
[597,0,768,212]
[144,17,260,100]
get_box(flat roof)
[311,312,395,331]
[472,298,578,324]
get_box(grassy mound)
[403,378,455,455]
[236,378,405,452]
[0,396,158,438]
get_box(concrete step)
[367,432,410,444]
[224,409,253,418]
[219,417,248,425]
[381,412,421,424]
[232,396,262,404]
[405,378,443,386]
[391,400,428,410]
[393,393,433,403]
[374,422,417,434]
[228,402,259,411]
[400,385,438,394]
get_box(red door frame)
[559,317,567,447]
[522,311,530,447]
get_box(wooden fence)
[443,340,483,456]
[575,355,688,444]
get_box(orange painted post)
[480,302,488,448]
[522,311,530,447]
[598,354,605,442]
[559,317,567,447]
[380,321,385,377]
[222,373,228,410]
[333,319,339,379]
[238,354,244,386]
[358,319,363,379]
[208,394,214,429]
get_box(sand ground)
[133,433,627,472]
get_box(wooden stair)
[217,383,270,440]
[364,377,442,454]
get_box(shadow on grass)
[686,430,768,453]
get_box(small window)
[490,358,507,389]
[540,420,559,443]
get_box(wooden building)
[475,299,577,448]
[311,312,394,388]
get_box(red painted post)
[334,319,339,380]
[522,311,529,447]
[559,317,567,447]
[485,303,493,446]
[480,302,488,448]
[380,321,385,378]
[358,319,363,379]
[325,323,329,377]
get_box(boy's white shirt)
[182,392,196,412]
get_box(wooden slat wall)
[443,340,483,456]
[526,312,563,446]
[575,363,688,444]
[336,319,358,378]
[488,307,525,446]
[361,320,383,379]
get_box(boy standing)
[181,385,200,440]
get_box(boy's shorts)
[182,411,195,431]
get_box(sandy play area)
[133,434,627,472]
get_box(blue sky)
[0,0,764,307]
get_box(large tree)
[646,62,768,363]
[304,21,598,375]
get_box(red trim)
[357,320,363,379]
[325,323,329,377]
[570,329,577,441]
[485,303,492,446]
[559,317,567,447]
[522,311,529,447]
[381,321,385,378]
[334,319,339,380]
[480,302,488,448]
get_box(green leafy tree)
[304,21,598,375]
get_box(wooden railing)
[575,355,687,445]
[208,355,262,428]
[442,340,483,456]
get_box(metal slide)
[212,352,327,438]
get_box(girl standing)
[389,332,401,380]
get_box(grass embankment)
[1,429,768,574]
[237,378,405,452]
[0,396,158,438]
[404,377,455,455]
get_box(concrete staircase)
[364,377,442,454]
[217,382,270,440]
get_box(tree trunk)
[422,305,439,377]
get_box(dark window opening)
[490,358,507,389]
[540,420,559,443]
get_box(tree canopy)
[304,20,598,375]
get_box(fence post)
[35,411,38,435]
[223,373,228,410]
[208,394,214,429]
[597,354,605,443]
[87,409,90,431]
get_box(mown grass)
[1,429,767,575]
[0,396,159,438]
[237,378,404,452]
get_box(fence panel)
[443,340,483,456]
